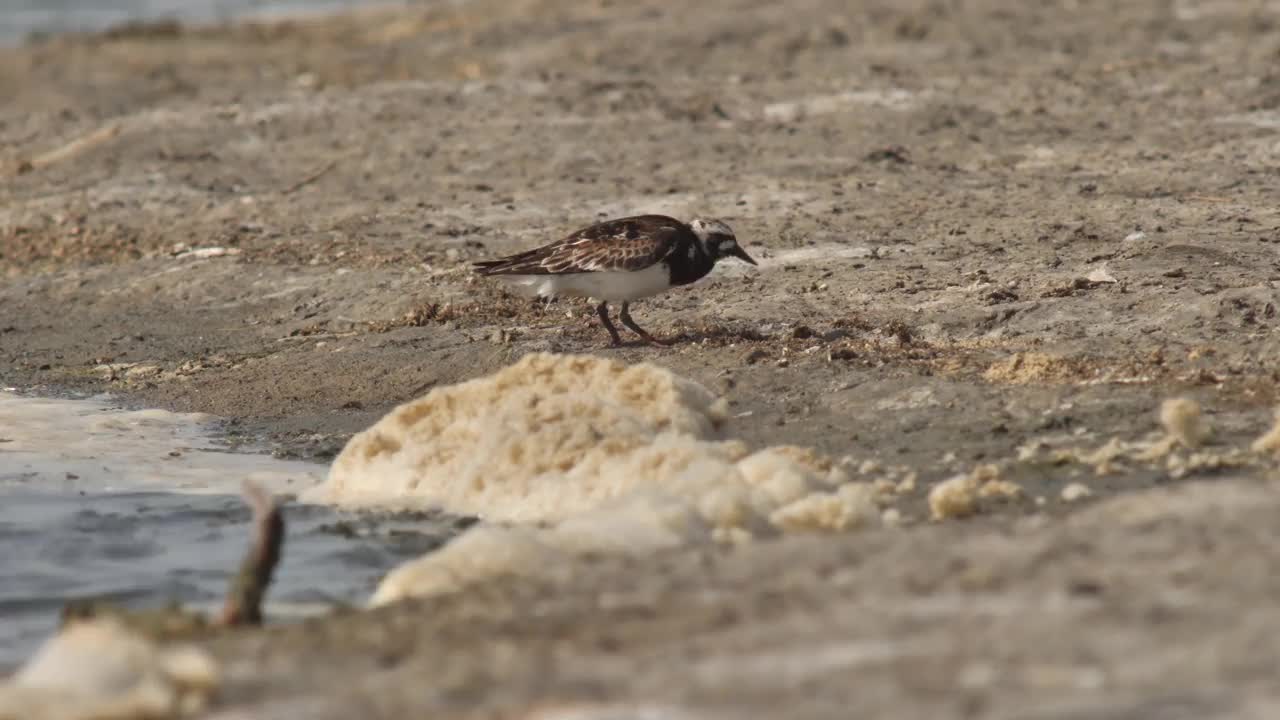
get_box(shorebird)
[473,214,757,346]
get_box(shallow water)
[0,0,393,44]
[0,391,460,670]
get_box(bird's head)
[690,218,757,266]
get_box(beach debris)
[0,479,284,712]
[928,464,1024,521]
[1060,483,1093,503]
[57,480,284,634]
[1085,265,1117,284]
[170,246,242,260]
[1252,407,1280,456]
[13,123,123,176]
[983,352,1093,385]
[219,480,285,626]
[1130,397,1211,461]
[1015,396,1263,483]
[310,354,903,606]
[281,159,337,194]
[0,617,219,720]
[0,482,283,719]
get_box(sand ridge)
[4,0,1280,715]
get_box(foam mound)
[304,353,735,522]
[369,441,880,605]
[301,353,889,605]
[0,618,218,720]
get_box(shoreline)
[0,0,399,48]
[3,0,1280,715]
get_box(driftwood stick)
[281,160,336,194]
[16,123,123,174]
[218,480,285,626]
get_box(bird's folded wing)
[479,216,683,275]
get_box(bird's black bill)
[729,245,758,265]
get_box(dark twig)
[218,480,285,626]
[282,160,336,194]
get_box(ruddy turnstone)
[473,214,757,346]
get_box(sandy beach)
[2,0,1280,716]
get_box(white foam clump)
[305,353,850,523]
[0,618,218,720]
[371,445,873,605]
[298,353,881,605]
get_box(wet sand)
[0,392,461,669]
[2,0,1280,716]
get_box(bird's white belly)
[496,264,673,302]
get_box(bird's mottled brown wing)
[473,215,685,276]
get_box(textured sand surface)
[2,0,1280,716]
